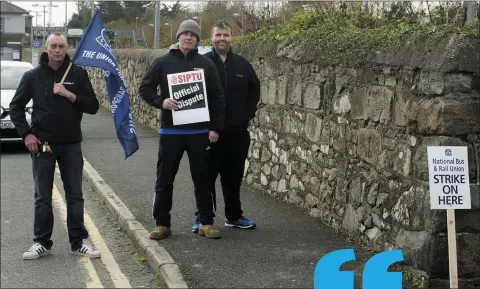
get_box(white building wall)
[2,14,26,34]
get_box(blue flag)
[71,8,139,159]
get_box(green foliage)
[233,7,478,65]
[199,39,210,47]
[123,1,150,24]
[237,11,319,42]
[104,18,130,30]
[136,256,147,263]
[98,1,124,24]
[67,1,92,29]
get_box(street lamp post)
[22,13,34,63]
[165,23,172,45]
[31,11,41,45]
[154,1,160,49]
[32,4,48,45]
[65,1,68,35]
[91,1,96,18]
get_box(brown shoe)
[198,224,222,239]
[149,226,172,240]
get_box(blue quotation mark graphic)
[314,249,404,289]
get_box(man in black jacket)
[9,32,101,260]
[139,19,225,240]
[192,20,261,233]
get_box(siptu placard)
[427,146,471,210]
[167,70,210,126]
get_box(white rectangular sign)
[12,50,20,60]
[167,70,209,126]
[427,146,471,209]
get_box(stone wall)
[235,34,480,288]
[79,49,170,132]
[34,34,479,288]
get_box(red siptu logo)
[170,75,178,84]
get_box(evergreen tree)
[98,1,124,23]
[67,1,91,28]
[123,1,150,23]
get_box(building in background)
[1,1,31,61]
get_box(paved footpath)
[80,107,369,288]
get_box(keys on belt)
[42,141,52,153]
[37,141,52,157]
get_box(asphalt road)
[79,107,369,288]
[1,142,162,288]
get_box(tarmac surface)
[79,107,369,288]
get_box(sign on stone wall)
[427,146,471,209]
[427,146,471,289]
[167,70,209,125]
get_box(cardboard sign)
[427,146,471,209]
[167,70,209,125]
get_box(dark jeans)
[196,127,251,221]
[32,142,88,251]
[153,133,215,228]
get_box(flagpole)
[60,63,72,83]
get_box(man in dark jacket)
[192,20,260,233]
[139,19,225,240]
[9,32,101,260]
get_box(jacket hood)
[40,52,71,68]
[168,43,199,58]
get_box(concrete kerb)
[82,158,189,289]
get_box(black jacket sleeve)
[73,67,99,114]
[139,59,164,109]
[9,70,33,139]
[206,62,225,133]
[247,62,261,120]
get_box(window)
[1,18,4,32]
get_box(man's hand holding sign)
[162,98,179,110]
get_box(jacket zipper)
[224,62,227,98]
[220,53,227,102]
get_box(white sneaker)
[23,243,51,260]
[71,239,101,258]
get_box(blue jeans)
[32,142,88,250]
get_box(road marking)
[52,184,103,288]
[53,169,132,288]
[81,198,133,288]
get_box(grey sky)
[11,1,202,27]
[12,1,76,27]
